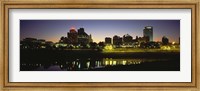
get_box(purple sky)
[20,20,180,43]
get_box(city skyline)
[20,20,180,43]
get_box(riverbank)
[102,48,180,53]
[20,49,180,71]
[21,49,180,61]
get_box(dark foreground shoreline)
[20,49,180,71]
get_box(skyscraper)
[67,27,78,44]
[77,28,93,45]
[143,26,153,42]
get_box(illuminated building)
[45,41,54,49]
[59,36,69,43]
[123,34,133,45]
[77,28,92,45]
[143,26,153,42]
[20,38,38,49]
[113,35,122,46]
[162,36,169,45]
[38,39,46,44]
[20,38,54,49]
[37,39,46,48]
[67,27,78,44]
[105,37,112,44]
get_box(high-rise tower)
[143,26,153,42]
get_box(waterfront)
[20,49,180,71]
[20,20,180,71]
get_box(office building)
[123,34,133,45]
[67,27,78,44]
[77,28,92,45]
[143,26,153,42]
[113,35,122,46]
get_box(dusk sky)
[20,20,180,43]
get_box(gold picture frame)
[0,0,199,91]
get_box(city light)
[104,45,113,50]
[161,46,171,50]
[20,21,180,71]
[122,60,127,65]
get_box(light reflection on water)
[103,58,143,66]
[20,58,170,71]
